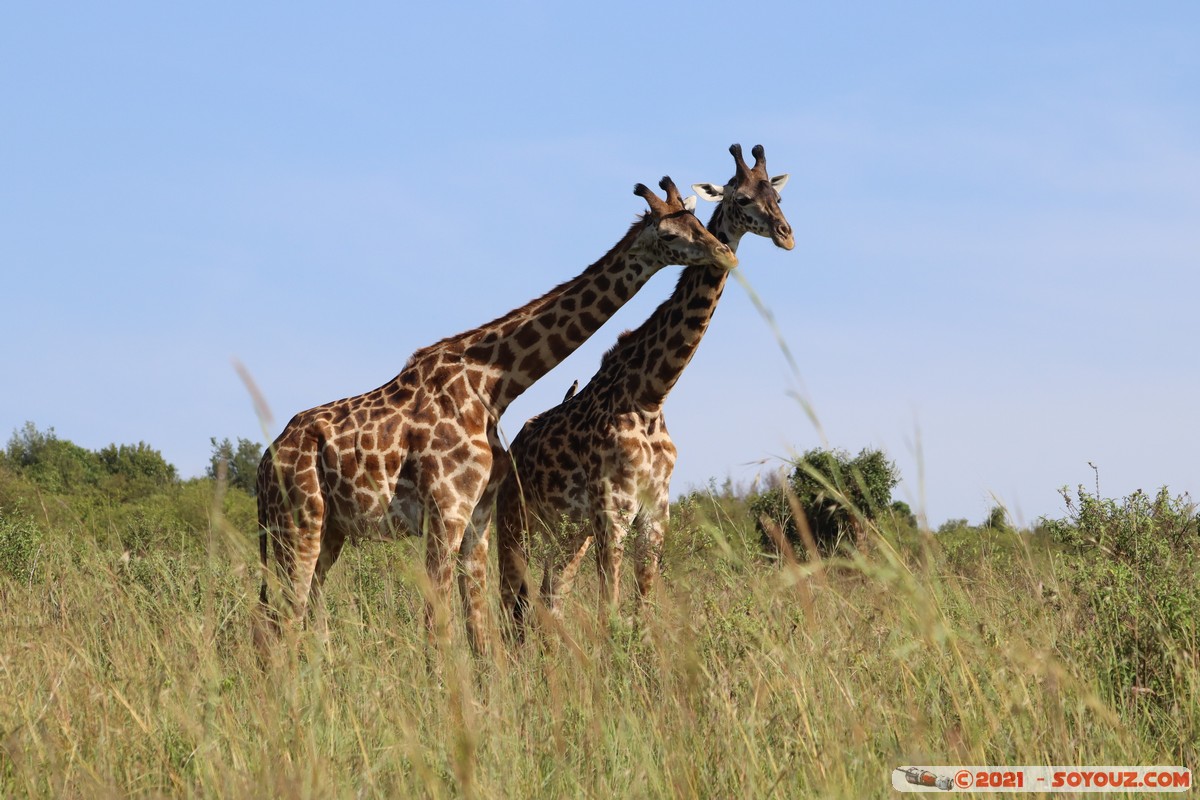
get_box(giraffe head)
[632,177,738,271]
[692,144,794,250]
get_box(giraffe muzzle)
[714,244,739,270]
[772,223,795,251]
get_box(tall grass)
[2,489,1194,798]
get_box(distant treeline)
[0,422,262,552]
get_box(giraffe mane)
[594,328,645,376]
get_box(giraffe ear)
[691,182,724,202]
[682,195,697,212]
[770,174,790,191]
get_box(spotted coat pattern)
[495,146,794,638]
[256,178,737,653]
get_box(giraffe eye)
[735,196,752,206]
[660,233,679,242]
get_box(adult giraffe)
[495,145,792,639]
[256,177,736,653]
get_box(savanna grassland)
[0,427,1196,798]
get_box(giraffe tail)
[258,527,270,606]
[252,465,281,656]
[256,486,272,608]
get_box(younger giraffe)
[256,177,736,653]
[496,145,792,639]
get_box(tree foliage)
[0,423,257,552]
[750,447,901,558]
[4,422,102,492]
[207,437,263,496]
[98,442,178,485]
[3,422,175,495]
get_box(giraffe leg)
[427,508,496,654]
[458,511,493,657]
[496,487,532,644]
[287,498,327,627]
[547,531,593,616]
[593,532,621,623]
[262,435,329,637]
[254,455,293,655]
[634,493,669,608]
[594,493,636,623]
[309,523,347,644]
[252,525,282,661]
[457,453,507,656]
[417,438,494,655]
[263,489,326,641]
[424,512,460,649]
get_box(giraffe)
[255,177,737,654]
[495,145,792,640]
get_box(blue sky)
[2,3,1197,525]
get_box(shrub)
[750,447,900,558]
[116,507,191,556]
[1041,486,1199,716]
[0,510,44,584]
[888,500,918,529]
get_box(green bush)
[116,507,190,556]
[0,510,44,584]
[750,447,900,558]
[1041,486,1199,716]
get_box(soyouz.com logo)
[893,766,1191,792]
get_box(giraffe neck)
[593,201,745,409]
[415,219,661,416]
